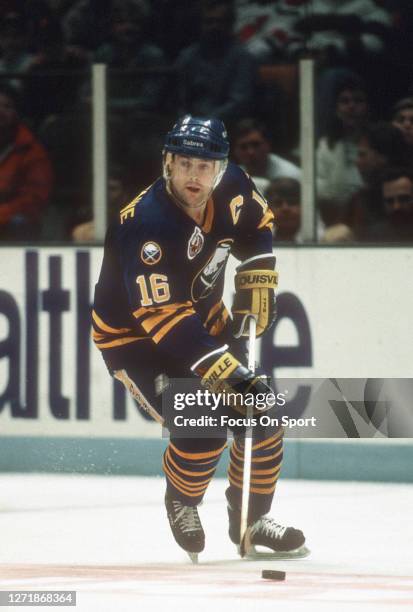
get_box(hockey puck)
[261,570,286,581]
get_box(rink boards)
[0,245,412,479]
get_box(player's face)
[169,155,217,207]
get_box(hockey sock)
[227,427,283,521]
[163,439,227,506]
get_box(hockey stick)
[239,316,257,557]
[114,369,164,425]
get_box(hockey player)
[93,115,307,561]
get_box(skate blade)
[187,552,199,564]
[238,544,311,560]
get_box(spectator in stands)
[265,177,302,243]
[293,0,391,59]
[71,165,129,242]
[175,0,256,128]
[0,85,53,240]
[0,11,34,91]
[392,97,413,163]
[350,122,409,236]
[232,118,301,194]
[235,0,391,64]
[94,0,166,113]
[316,76,369,224]
[356,122,408,189]
[22,16,89,128]
[363,167,413,242]
[149,0,201,61]
[62,0,114,52]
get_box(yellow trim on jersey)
[257,209,274,231]
[92,310,131,335]
[201,197,214,233]
[205,299,224,325]
[132,301,193,321]
[253,190,268,212]
[209,309,229,336]
[141,309,181,333]
[152,310,194,343]
[119,186,151,224]
[142,306,195,335]
[92,328,139,343]
[94,336,147,350]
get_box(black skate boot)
[227,501,309,559]
[165,494,205,563]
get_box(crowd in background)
[0,0,413,243]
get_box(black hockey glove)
[191,347,274,416]
[232,254,278,338]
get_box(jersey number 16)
[136,274,170,306]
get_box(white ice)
[0,474,412,612]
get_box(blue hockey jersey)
[92,163,274,370]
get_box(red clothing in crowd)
[0,123,53,226]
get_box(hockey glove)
[191,347,273,416]
[232,254,278,338]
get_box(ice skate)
[165,494,205,563]
[227,502,310,560]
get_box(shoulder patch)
[141,241,162,265]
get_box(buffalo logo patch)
[141,241,162,265]
[191,239,233,301]
[187,226,204,260]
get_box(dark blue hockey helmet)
[164,115,229,160]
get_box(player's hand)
[191,347,274,416]
[232,254,277,338]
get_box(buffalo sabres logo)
[187,226,204,260]
[191,239,233,302]
[141,241,162,265]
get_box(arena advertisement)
[0,246,412,439]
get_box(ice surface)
[0,474,412,611]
